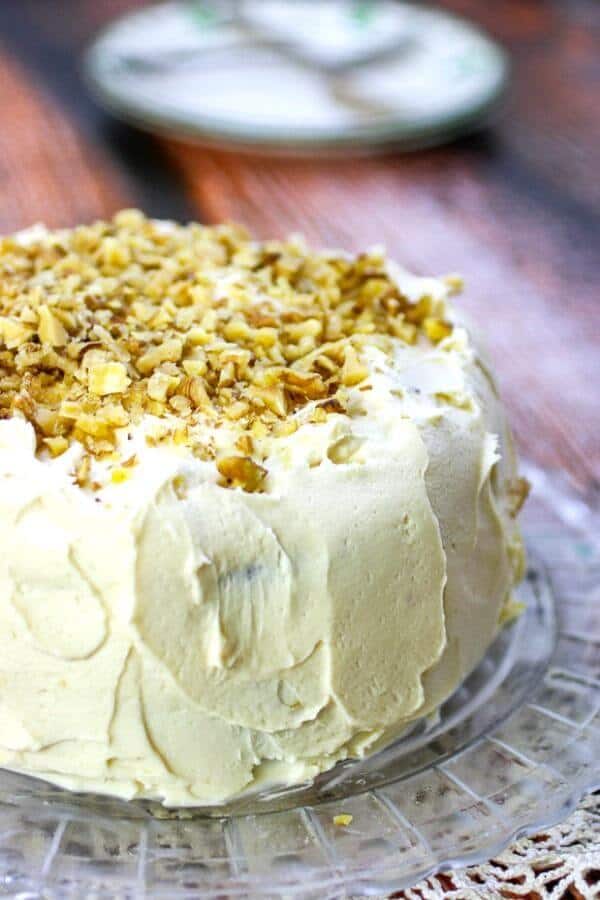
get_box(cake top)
[0,210,458,489]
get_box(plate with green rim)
[84,0,510,154]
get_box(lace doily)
[395,793,600,899]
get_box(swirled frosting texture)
[0,249,524,806]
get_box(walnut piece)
[217,456,267,492]
[88,362,130,396]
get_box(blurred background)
[0,0,598,494]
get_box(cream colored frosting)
[0,260,525,807]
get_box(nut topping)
[0,211,456,483]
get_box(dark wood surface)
[0,0,598,493]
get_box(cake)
[0,211,526,806]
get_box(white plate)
[84,1,510,153]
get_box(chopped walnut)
[333,814,353,827]
[0,211,456,483]
[341,345,369,387]
[507,477,530,517]
[217,455,267,492]
[423,317,452,343]
[74,454,91,488]
[37,305,68,347]
[88,362,130,396]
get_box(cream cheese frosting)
[0,215,526,806]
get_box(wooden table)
[0,0,598,493]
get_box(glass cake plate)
[0,464,598,898]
